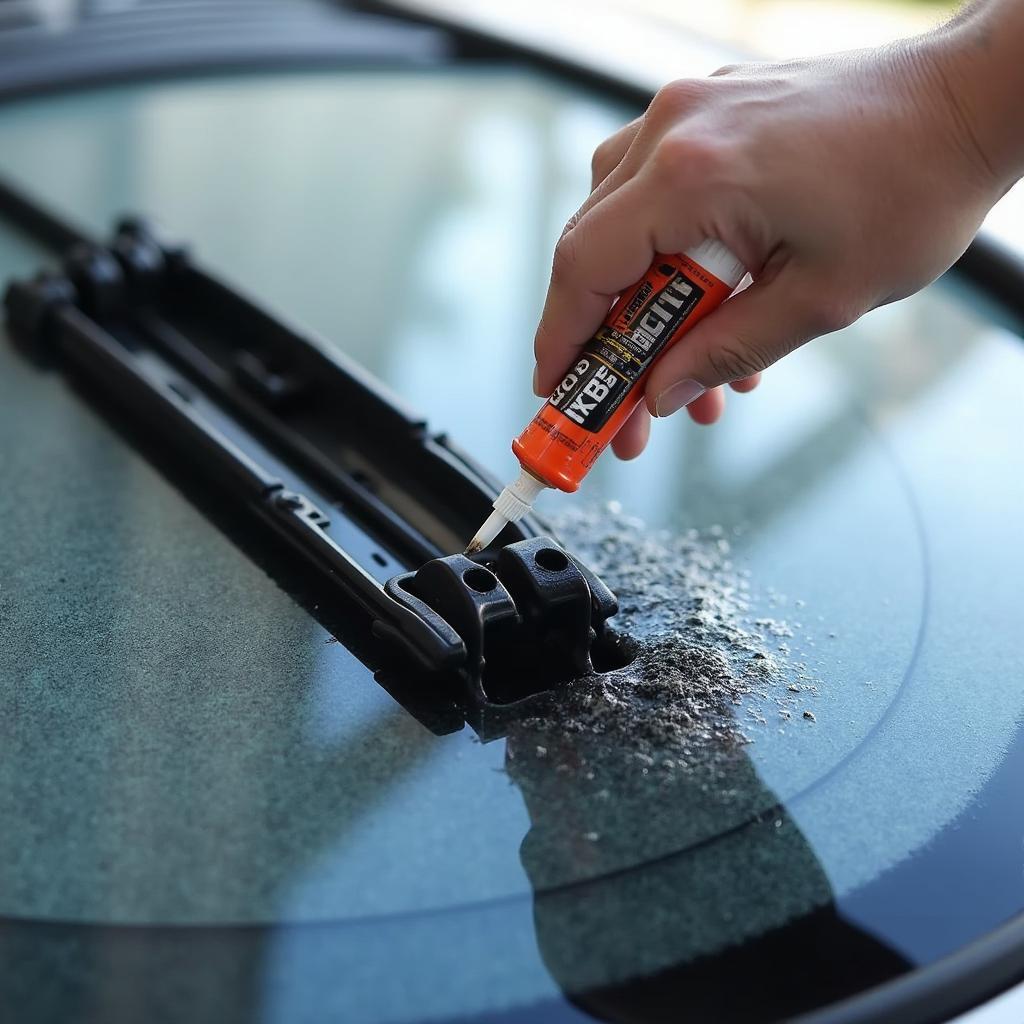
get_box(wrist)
[915,2,1024,193]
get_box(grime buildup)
[508,504,822,784]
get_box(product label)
[546,266,705,433]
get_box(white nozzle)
[466,508,511,555]
[465,468,548,554]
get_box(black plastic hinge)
[384,536,617,707]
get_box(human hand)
[532,34,1010,459]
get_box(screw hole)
[590,631,639,673]
[371,552,388,568]
[463,567,498,593]
[534,547,569,572]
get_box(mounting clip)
[381,536,617,706]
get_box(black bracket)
[381,536,617,705]
[1,180,620,712]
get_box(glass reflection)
[509,727,910,1021]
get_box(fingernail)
[654,379,705,418]
[532,364,544,397]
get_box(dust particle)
[508,505,822,782]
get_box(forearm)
[922,0,1024,190]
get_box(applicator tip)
[464,509,509,555]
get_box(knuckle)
[532,332,546,363]
[711,59,759,78]
[592,135,617,167]
[550,233,581,287]
[807,296,859,336]
[706,338,771,382]
[559,198,589,239]
[647,78,706,122]
[590,139,614,181]
[651,132,727,191]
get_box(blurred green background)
[622,0,957,56]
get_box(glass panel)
[1,69,1022,1023]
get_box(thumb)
[644,270,853,417]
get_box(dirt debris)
[511,505,821,780]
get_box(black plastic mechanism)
[1,180,619,710]
[382,536,618,705]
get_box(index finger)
[532,173,702,395]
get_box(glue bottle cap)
[685,240,746,289]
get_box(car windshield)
[1,67,1023,1024]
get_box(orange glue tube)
[466,240,745,553]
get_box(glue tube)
[466,240,746,553]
